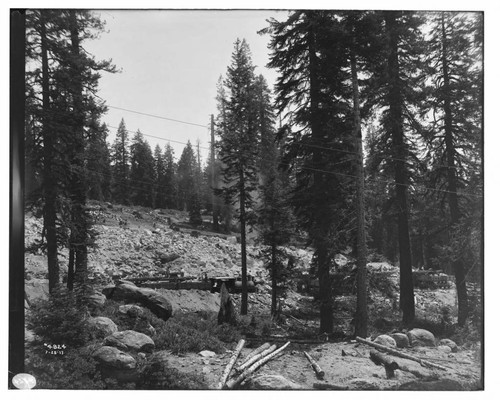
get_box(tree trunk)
[69,11,89,291]
[40,11,59,294]
[307,15,333,334]
[271,241,277,316]
[67,248,75,290]
[440,13,468,325]
[218,283,237,325]
[211,114,219,232]
[239,168,248,315]
[350,45,368,338]
[385,12,415,325]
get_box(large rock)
[374,334,397,348]
[438,338,458,353]
[92,345,138,382]
[407,328,436,347]
[103,283,173,320]
[242,374,303,390]
[390,333,410,348]
[119,304,145,318]
[104,330,155,353]
[86,291,107,307]
[87,316,118,338]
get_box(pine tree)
[264,11,356,333]
[86,114,112,202]
[130,130,155,207]
[218,39,261,315]
[25,10,115,293]
[177,141,202,224]
[255,75,294,316]
[162,144,178,209]
[423,12,483,325]
[111,119,130,205]
[153,144,166,208]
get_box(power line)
[107,125,211,151]
[103,123,481,199]
[107,105,208,128]
[105,103,471,172]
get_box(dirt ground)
[164,339,482,390]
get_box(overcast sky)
[85,10,288,162]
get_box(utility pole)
[211,114,219,231]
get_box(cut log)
[369,349,399,378]
[236,344,277,373]
[217,339,245,389]
[239,342,271,366]
[303,351,325,379]
[225,342,291,389]
[356,336,447,370]
[218,283,237,326]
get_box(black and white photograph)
[9,2,489,392]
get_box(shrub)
[153,320,225,354]
[25,347,106,389]
[26,287,94,347]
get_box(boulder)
[92,345,138,382]
[198,350,216,358]
[242,374,303,390]
[437,345,452,353]
[103,283,173,320]
[373,334,397,348]
[86,291,107,307]
[390,333,410,348]
[87,316,118,338]
[104,330,155,353]
[407,328,436,347]
[119,304,145,318]
[438,338,458,353]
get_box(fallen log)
[244,336,326,344]
[236,344,276,373]
[303,351,325,380]
[238,342,271,367]
[225,341,291,389]
[217,339,245,389]
[355,336,447,371]
[369,349,399,378]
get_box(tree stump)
[218,283,237,325]
[369,349,399,378]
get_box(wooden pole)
[217,339,245,389]
[225,341,291,389]
[238,343,271,368]
[210,114,219,231]
[303,351,325,379]
[355,336,447,370]
[236,344,277,373]
[369,349,399,378]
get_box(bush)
[25,347,106,389]
[153,320,226,354]
[26,287,94,347]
